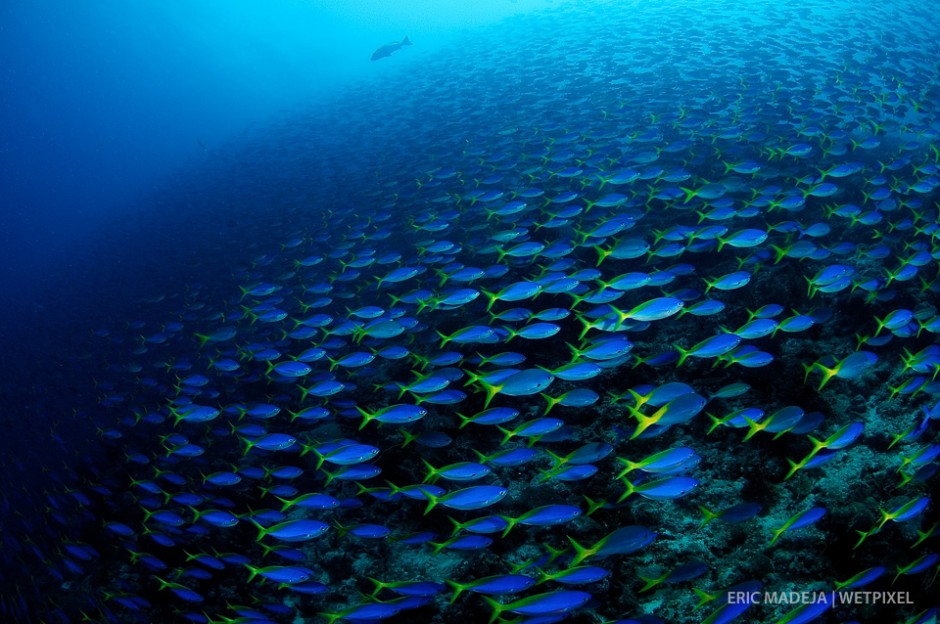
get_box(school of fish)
[2,0,940,622]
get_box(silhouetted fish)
[371,36,412,61]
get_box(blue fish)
[424,485,509,514]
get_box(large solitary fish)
[371,35,412,60]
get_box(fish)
[537,565,610,585]
[567,526,656,565]
[355,403,427,429]
[615,446,700,478]
[371,36,411,61]
[698,502,763,527]
[893,552,940,585]
[368,578,446,598]
[244,564,314,585]
[785,422,864,479]
[773,589,833,624]
[423,485,509,514]
[618,476,699,503]
[638,560,708,592]
[445,574,536,603]
[482,590,592,623]
[421,459,491,483]
[834,565,886,590]
[430,534,492,555]
[321,600,403,624]
[474,368,554,408]
[803,350,878,390]
[499,504,582,536]
[447,515,508,536]
[497,417,563,445]
[770,507,827,546]
[252,518,330,542]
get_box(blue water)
[2,0,940,622]
[0,0,540,311]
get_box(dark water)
[2,1,939,623]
